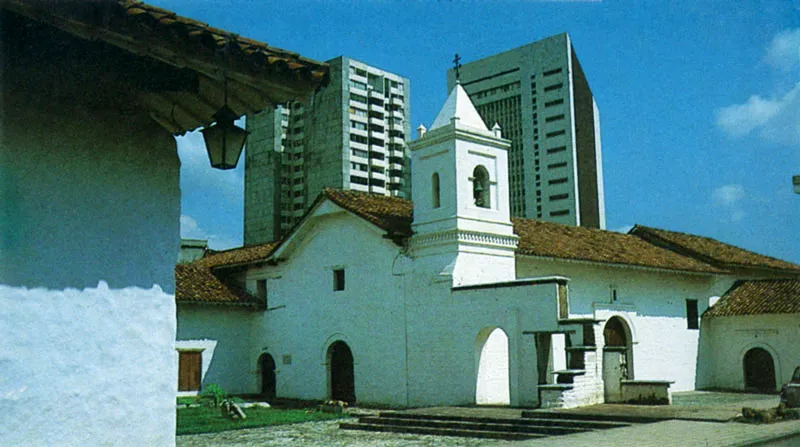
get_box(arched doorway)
[603,316,632,402]
[475,327,510,405]
[743,347,776,392]
[328,341,355,403]
[259,353,276,399]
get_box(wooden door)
[178,351,202,391]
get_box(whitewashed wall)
[517,257,735,392]
[1,283,176,447]
[701,314,800,391]
[176,306,262,395]
[403,279,560,407]
[1,84,180,445]
[250,211,410,406]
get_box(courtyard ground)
[176,392,800,446]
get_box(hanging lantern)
[202,105,247,170]
[202,76,247,170]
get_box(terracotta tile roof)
[322,188,414,237]
[315,190,723,274]
[512,218,723,274]
[630,225,800,273]
[194,241,278,269]
[175,241,276,306]
[174,263,260,307]
[704,279,800,317]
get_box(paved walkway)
[499,419,800,447]
[530,390,781,422]
[177,392,800,446]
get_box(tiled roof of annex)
[174,241,277,306]
[704,279,800,317]
[630,225,800,273]
[174,263,261,307]
[512,218,723,274]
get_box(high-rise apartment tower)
[245,56,411,245]
[447,33,605,228]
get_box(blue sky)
[158,0,800,264]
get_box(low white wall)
[176,306,262,395]
[0,283,176,447]
[517,257,730,392]
[703,314,800,391]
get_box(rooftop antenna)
[453,53,462,82]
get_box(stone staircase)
[539,318,605,408]
[339,410,633,440]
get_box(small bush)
[201,383,228,407]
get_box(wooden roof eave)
[4,1,328,133]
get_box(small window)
[432,173,441,208]
[257,279,267,308]
[472,165,491,208]
[333,269,345,291]
[686,299,699,329]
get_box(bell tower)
[408,83,517,286]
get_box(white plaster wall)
[0,91,180,291]
[253,213,410,406]
[517,257,734,392]
[703,314,800,391]
[1,69,180,445]
[176,306,262,394]
[404,280,561,407]
[0,283,176,447]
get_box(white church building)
[177,84,800,409]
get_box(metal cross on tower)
[453,53,462,81]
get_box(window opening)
[472,165,491,208]
[432,173,441,208]
[686,299,699,329]
[333,268,345,291]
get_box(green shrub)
[200,383,228,407]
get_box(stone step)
[522,410,667,424]
[339,422,545,441]
[374,412,629,430]
[565,345,597,351]
[355,415,591,436]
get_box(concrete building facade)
[447,33,605,229]
[245,56,411,244]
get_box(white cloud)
[715,27,800,147]
[715,82,800,146]
[180,214,240,250]
[763,28,800,72]
[180,214,205,239]
[712,184,744,206]
[711,184,746,222]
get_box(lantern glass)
[202,113,248,170]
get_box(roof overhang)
[2,0,329,134]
